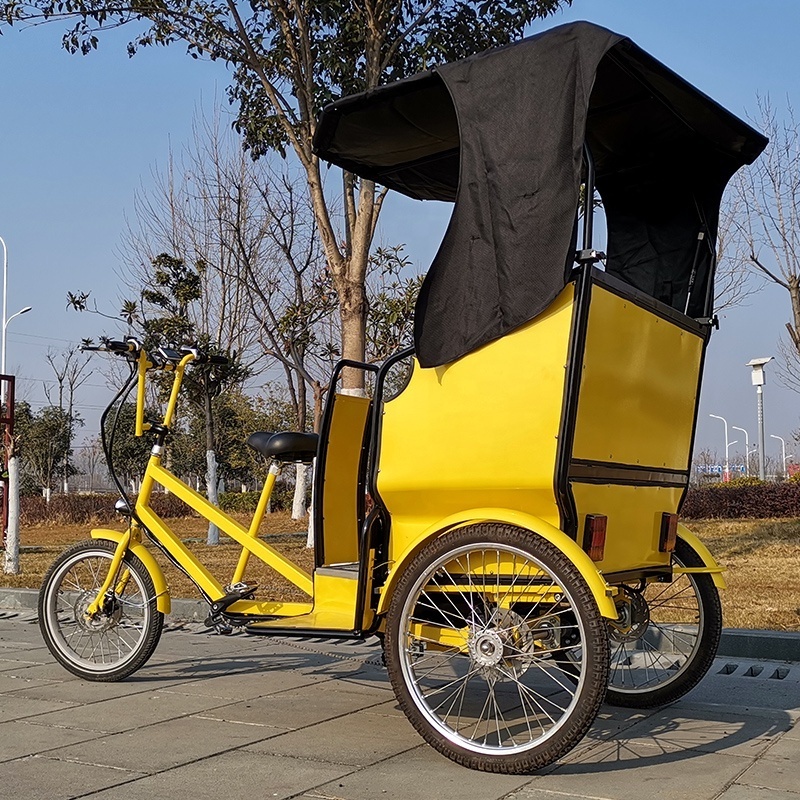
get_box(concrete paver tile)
[200,682,392,729]
[523,738,752,800]
[755,730,800,762]
[156,663,332,700]
[0,720,105,764]
[47,714,286,773]
[28,689,236,734]
[608,707,791,759]
[0,694,77,723]
[0,672,59,693]
[717,785,800,800]
[0,754,146,800]
[736,757,800,794]
[82,750,353,800]
[244,704,418,766]
[312,746,529,800]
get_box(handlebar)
[83,338,228,368]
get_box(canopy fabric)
[314,21,768,367]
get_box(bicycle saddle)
[246,431,319,463]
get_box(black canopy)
[314,22,767,367]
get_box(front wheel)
[604,537,722,708]
[384,524,609,774]
[39,540,164,681]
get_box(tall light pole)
[747,358,773,481]
[732,425,750,477]
[0,306,32,407]
[0,235,6,383]
[709,414,737,481]
[770,434,787,479]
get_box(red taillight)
[659,512,678,553]
[583,514,607,562]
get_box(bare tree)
[736,96,800,390]
[44,347,91,493]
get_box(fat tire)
[384,523,609,774]
[605,537,722,708]
[38,540,164,682]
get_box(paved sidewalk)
[0,612,799,800]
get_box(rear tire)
[604,537,722,708]
[39,540,163,682]
[384,524,609,773]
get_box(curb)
[3,587,800,662]
[0,587,209,623]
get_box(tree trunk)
[206,449,220,545]
[203,389,220,545]
[305,459,316,549]
[3,453,20,574]
[293,463,308,520]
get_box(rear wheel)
[604,537,722,708]
[384,524,609,774]
[39,540,164,681]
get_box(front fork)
[84,527,134,618]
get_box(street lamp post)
[0,306,32,407]
[709,414,737,481]
[747,358,773,481]
[732,426,751,477]
[770,434,787,479]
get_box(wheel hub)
[74,591,122,633]
[470,629,505,669]
[608,585,650,643]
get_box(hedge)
[20,484,302,527]
[21,493,195,527]
[682,482,800,519]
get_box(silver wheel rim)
[607,553,704,694]
[398,542,589,756]
[43,548,151,674]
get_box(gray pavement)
[0,611,799,800]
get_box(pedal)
[204,582,258,634]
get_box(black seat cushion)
[246,431,318,462]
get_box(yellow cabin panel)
[571,483,682,573]
[573,286,703,469]
[378,285,575,562]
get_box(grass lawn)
[2,515,799,631]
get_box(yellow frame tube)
[231,465,279,585]
[134,351,154,436]
[144,462,313,597]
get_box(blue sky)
[0,0,798,464]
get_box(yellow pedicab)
[38,22,767,774]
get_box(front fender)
[377,508,617,619]
[90,528,171,614]
[677,523,727,589]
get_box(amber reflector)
[660,513,678,553]
[583,514,607,562]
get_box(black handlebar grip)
[106,340,136,353]
[208,355,228,365]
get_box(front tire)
[39,540,164,681]
[384,524,609,774]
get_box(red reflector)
[660,513,678,553]
[583,515,607,562]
